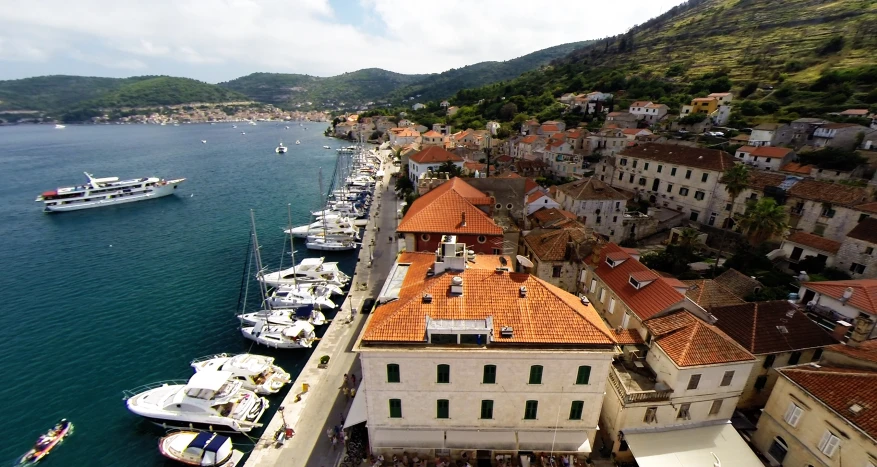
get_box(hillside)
[82,77,249,108]
[0,75,153,112]
[220,41,592,109]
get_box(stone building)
[835,218,877,278]
[555,177,628,243]
[520,223,601,293]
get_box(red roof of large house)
[780,162,814,175]
[802,279,877,315]
[620,143,736,172]
[586,243,685,321]
[826,339,877,364]
[710,301,837,355]
[398,178,503,236]
[422,130,444,138]
[409,146,463,164]
[645,310,754,367]
[362,252,616,345]
[541,124,560,132]
[785,231,842,254]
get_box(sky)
[0,0,687,83]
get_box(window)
[477,235,487,244]
[720,371,734,387]
[687,374,701,390]
[679,187,689,196]
[788,351,802,365]
[576,366,592,385]
[701,173,708,182]
[618,172,623,181]
[677,403,691,420]
[596,216,602,224]
[694,191,705,201]
[483,364,496,384]
[589,279,597,294]
[867,247,875,255]
[638,177,646,186]
[671,167,677,176]
[709,399,723,415]
[629,174,634,183]
[552,265,562,278]
[643,407,657,423]
[764,354,776,368]
[755,375,768,391]
[421,234,431,242]
[529,365,543,384]
[812,349,823,361]
[768,437,788,463]
[632,160,638,168]
[783,402,803,427]
[689,211,700,222]
[437,364,450,383]
[613,216,618,223]
[818,430,840,457]
[657,165,663,173]
[644,162,650,171]
[821,205,836,218]
[851,263,866,274]
[437,399,449,419]
[685,169,692,179]
[599,288,606,303]
[814,224,827,236]
[615,201,621,209]
[524,400,538,420]
[387,364,400,383]
[667,184,674,193]
[389,399,402,418]
[569,401,584,420]
[608,297,616,314]
[480,400,494,419]
[620,158,628,166]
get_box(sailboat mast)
[250,209,270,309]
[287,203,297,287]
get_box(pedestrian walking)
[332,434,338,450]
[342,373,349,389]
[326,427,334,442]
[343,430,350,449]
[351,373,357,387]
[350,386,357,398]
[340,412,345,426]
[343,386,350,400]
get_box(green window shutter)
[389,399,402,418]
[569,401,584,420]
[437,399,449,419]
[529,365,543,384]
[387,364,400,383]
[576,365,591,385]
[437,364,450,383]
[480,400,494,419]
[524,400,538,419]
[483,364,496,384]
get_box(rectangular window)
[643,407,657,423]
[638,177,646,186]
[524,400,538,420]
[867,247,875,255]
[814,224,827,236]
[620,158,627,166]
[608,297,617,314]
[687,374,701,390]
[629,174,634,183]
[599,288,606,303]
[569,401,584,420]
[709,399,723,416]
[618,172,623,181]
[589,279,597,294]
[389,399,402,418]
[851,263,866,274]
[763,354,776,368]
[817,430,840,457]
[701,173,708,183]
[783,402,803,427]
[576,366,592,385]
[632,160,638,168]
[787,351,801,365]
[685,169,692,179]
[387,363,400,383]
[657,165,663,173]
[671,167,677,176]
[725,203,732,211]
[754,375,768,391]
[483,364,496,384]
[667,184,674,193]
[529,365,543,384]
[552,265,562,278]
[437,364,450,383]
[689,211,700,222]
[480,400,493,419]
[677,403,691,420]
[812,349,823,361]
[436,399,449,419]
[679,187,689,196]
[694,191,705,201]
[720,371,734,387]
[644,162,650,171]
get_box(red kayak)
[17,419,73,465]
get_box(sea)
[0,122,359,466]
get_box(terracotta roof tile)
[780,365,877,440]
[847,218,877,244]
[422,130,444,137]
[524,178,539,193]
[710,301,837,355]
[645,311,755,366]
[529,208,577,228]
[682,279,746,308]
[409,146,463,164]
[614,328,645,345]
[786,231,842,254]
[363,252,616,345]
[826,340,877,364]
[557,177,626,201]
[856,202,877,215]
[523,224,599,262]
[751,146,794,159]
[587,243,685,321]
[521,135,539,144]
[398,178,502,236]
[780,162,814,175]
[630,270,659,282]
[526,191,547,204]
[802,279,877,315]
[541,124,560,132]
[789,179,871,207]
[619,143,736,172]
[715,269,763,298]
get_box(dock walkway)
[245,154,399,467]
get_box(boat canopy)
[299,257,324,267]
[186,431,213,451]
[186,371,232,392]
[282,321,315,338]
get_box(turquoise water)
[0,123,358,466]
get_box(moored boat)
[191,353,291,395]
[17,419,73,465]
[35,172,186,213]
[241,320,316,349]
[158,431,243,466]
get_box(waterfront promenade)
[245,153,400,467]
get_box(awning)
[343,388,367,429]
[623,423,762,467]
[446,430,517,450]
[518,431,591,452]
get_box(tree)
[498,103,518,121]
[722,164,750,217]
[436,161,462,178]
[736,198,788,246]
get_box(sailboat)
[306,168,357,251]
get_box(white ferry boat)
[36,172,186,213]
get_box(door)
[790,247,804,261]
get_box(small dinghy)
[159,431,243,466]
[17,419,73,465]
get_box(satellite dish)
[517,255,534,268]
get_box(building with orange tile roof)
[521,222,602,292]
[397,177,503,254]
[407,146,464,183]
[797,279,877,341]
[524,190,560,215]
[835,218,877,279]
[555,177,628,242]
[734,145,796,171]
[780,230,842,269]
[356,237,616,457]
[753,363,877,467]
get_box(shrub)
[816,36,845,56]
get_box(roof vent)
[450,276,463,295]
[840,286,854,303]
[850,403,864,415]
[785,310,795,318]
[461,211,466,227]
[777,325,789,334]
[422,293,433,304]
[500,326,514,338]
[519,286,528,298]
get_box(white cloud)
[0,0,687,81]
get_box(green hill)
[0,75,151,112]
[83,76,248,108]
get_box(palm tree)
[722,163,750,221]
[737,198,788,246]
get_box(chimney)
[461,211,466,227]
[849,315,876,346]
[450,276,463,295]
[831,321,852,342]
[840,287,854,303]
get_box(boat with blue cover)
[158,431,243,466]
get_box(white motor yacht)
[36,172,186,213]
[258,257,349,287]
[275,143,288,154]
[241,321,316,349]
[295,140,300,145]
[286,218,358,239]
[191,353,291,395]
[55,124,66,129]
[159,431,243,467]
[123,372,268,433]
[306,237,357,251]
[323,145,330,149]
[267,285,335,309]
[238,307,326,327]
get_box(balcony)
[608,360,674,404]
